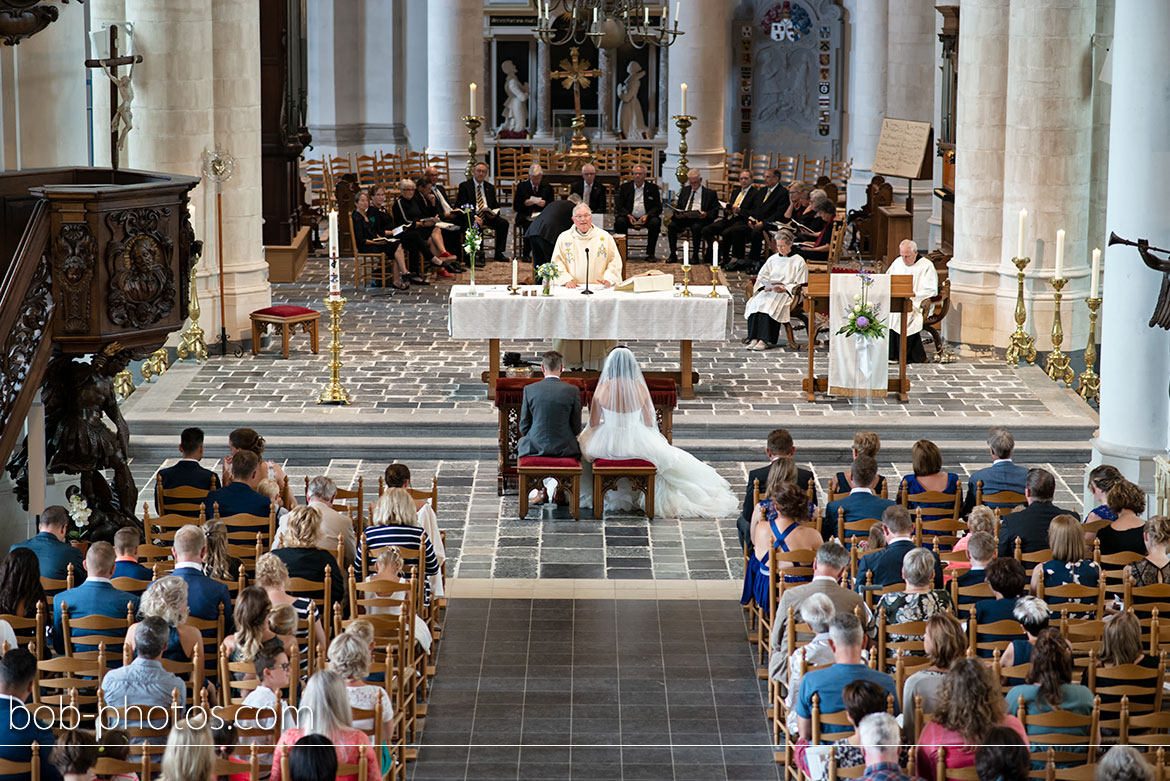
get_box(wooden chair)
[975,480,1026,515]
[281,748,369,781]
[216,506,277,551]
[709,150,746,199]
[1120,705,1170,746]
[912,511,967,551]
[836,508,883,544]
[34,647,106,719]
[0,743,39,779]
[94,753,151,781]
[144,507,198,545]
[60,601,135,662]
[949,579,993,620]
[1088,651,1165,733]
[186,602,226,681]
[1036,578,1106,620]
[747,152,772,185]
[936,745,981,781]
[288,570,335,646]
[336,610,415,746]
[40,562,76,597]
[212,749,261,781]
[1015,694,1100,766]
[155,475,217,516]
[0,603,46,660]
[354,153,379,187]
[876,611,928,673]
[968,614,1023,658]
[97,688,182,769]
[774,155,799,185]
[900,478,962,523]
[1013,540,1053,577]
[990,648,1032,690]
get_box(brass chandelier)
[534,1,684,48]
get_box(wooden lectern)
[802,274,915,402]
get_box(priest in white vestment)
[551,203,625,369]
[743,230,808,350]
[886,238,938,363]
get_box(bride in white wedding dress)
[579,347,739,519]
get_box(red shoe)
[435,267,455,278]
[437,252,456,259]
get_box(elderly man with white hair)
[886,238,938,363]
[857,713,917,780]
[513,163,555,261]
[272,475,356,569]
[551,203,625,369]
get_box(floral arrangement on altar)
[836,272,888,340]
[535,262,560,283]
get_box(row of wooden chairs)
[710,151,851,200]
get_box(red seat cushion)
[594,458,655,469]
[518,456,581,469]
[252,305,317,318]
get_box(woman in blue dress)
[740,464,821,610]
[900,439,960,511]
[125,575,204,663]
[1084,464,1122,529]
[1030,514,1101,617]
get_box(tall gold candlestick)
[1006,256,1037,367]
[1077,296,1101,405]
[318,296,351,404]
[680,265,692,297]
[673,114,694,187]
[1045,277,1074,386]
[178,265,208,364]
[462,115,483,180]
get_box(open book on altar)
[615,270,674,293]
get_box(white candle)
[674,1,680,25]
[1091,247,1101,298]
[644,7,649,25]
[712,240,719,268]
[328,209,340,297]
[1017,208,1027,259]
[680,83,687,116]
[328,208,338,259]
[1054,229,1065,279]
[512,257,518,289]
[683,240,690,267]
[593,6,598,23]
[469,82,476,115]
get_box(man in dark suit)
[570,163,608,214]
[855,505,944,592]
[702,169,758,265]
[525,199,575,267]
[456,162,510,262]
[112,527,153,585]
[171,524,234,633]
[155,426,217,517]
[518,351,582,505]
[824,455,896,542]
[997,468,1080,557]
[737,428,817,548]
[9,505,85,589]
[613,164,662,261]
[667,169,719,264]
[512,164,555,262]
[0,649,62,781]
[726,168,790,271]
[52,542,139,655]
[962,426,1030,516]
[203,449,270,521]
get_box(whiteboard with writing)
[872,118,933,179]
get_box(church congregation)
[3,0,1170,778]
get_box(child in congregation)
[50,729,100,781]
[212,721,252,781]
[96,729,138,781]
[369,547,433,653]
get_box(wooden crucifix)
[551,46,601,122]
[84,24,142,171]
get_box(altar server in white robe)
[886,238,938,363]
[551,203,625,369]
[744,230,807,350]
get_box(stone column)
[361,0,409,150]
[306,1,365,159]
[664,0,729,187]
[535,38,551,139]
[993,0,1095,349]
[1090,0,1170,491]
[885,0,935,243]
[842,0,888,208]
[427,0,481,171]
[597,46,617,141]
[655,46,667,140]
[946,0,1010,346]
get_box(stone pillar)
[361,0,409,150]
[947,0,1010,346]
[535,39,551,139]
[655,46,667,140]
[885,0,935,243]
[306,1,363,159]
[426,0,481,170]
[1090,0,1170,491]
[664,0,729,187]
[842,0,889,208]
[597,46,617,141]
[993,0,1095,350]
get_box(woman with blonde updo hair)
[124,575,202,662]
[254,552,326,651]
[1128,515,1170,587]
[271,506,345,610]
[362,488,439,592]
[1093,479,1147,556]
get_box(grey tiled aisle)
[410,598,777,781]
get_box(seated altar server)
[551,203,625,370]
[886,239,938,364]
[744,230,808,351]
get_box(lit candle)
[1054,229,1065,279]
[712,239,719,269]
[674,1,680,25]
[1091,247,1101,299]
[593,6,598,23]
[1017,208,1027,259]
[469,82,476,116]
[644,7,649,25]
[328,209,340,297]
[680,82,687,116]
[683,240,690,267]
[512,257,518,289]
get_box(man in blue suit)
[202,449,270,526]
[0,648,62,781]
[9,506,85,589]
[52,542,139,656]
[961,426,1029,516]
[824,455,895,542]
[155,427,218,517]
[855,505,943,591]
[112,527,153,592]
[170,524,234,634]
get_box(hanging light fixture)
[534,1,684,49]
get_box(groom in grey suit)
[518,350,582,459]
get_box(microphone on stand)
[582,247,594,295]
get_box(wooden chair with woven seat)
[154,474,218,517]
[1089,651,1165,734]
[591,458,657,520]
[975,480,1027,516]
[836,508,884,547]
[518,456,583,520]
[0,743,40,780]
[249,305,321,359]
[1015,694,1100,767]
[34,647,107,722]
[1036,578,1106,620]
[935,745,981,781]
[40,562,76,599]
[1012,540,1053,578]
[0,602,46,660]
[968,613,1024,658]
[900,478,962,522]
[60,602,135,662]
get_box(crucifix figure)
[84,24,143,170]
[551,46,601,163]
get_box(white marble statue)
[617,61,648,139]
[499,60,529,135]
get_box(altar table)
[447,284,732,399]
